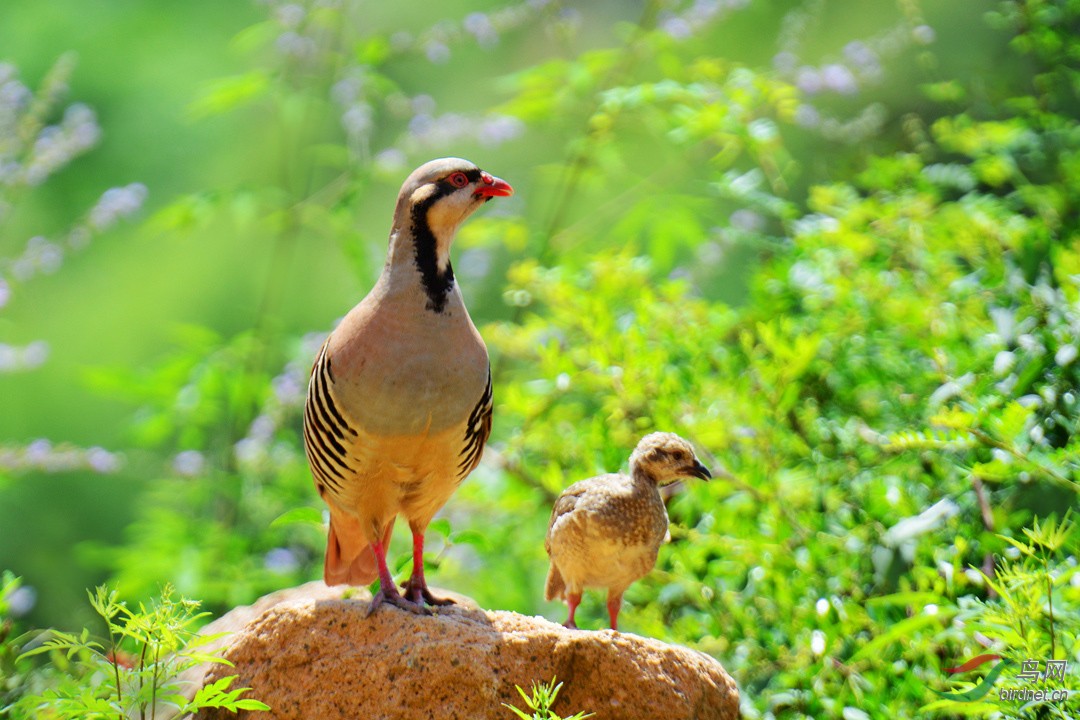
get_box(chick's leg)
[565,592,582,629]
[606,591,624,631]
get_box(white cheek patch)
[426,193,476,271]
[429,193,473,226]
[411,185,437,206]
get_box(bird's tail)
[324,509,395,587]
[544,563,565,601]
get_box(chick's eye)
[448,172,469,188]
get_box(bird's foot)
[400,578,456,607]
[563,620,579,630]
[366,586,430,617]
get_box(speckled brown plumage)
[544,432,711,631]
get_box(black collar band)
[409,186,457,313]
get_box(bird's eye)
[447,172,470,188]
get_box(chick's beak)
[474,171,514,198]
[684,460,712,481]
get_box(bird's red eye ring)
[447,172,469,188]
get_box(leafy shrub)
[1,576,267,719]
[926,514,1079,718]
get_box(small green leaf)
[188,71,269,120]
[270,506,325,529]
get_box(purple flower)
[843,41,878,68]
[730,209,765,232]
[7,585,36,617]
[912,25,936,45]
[86,446,120,473]
[411,94,437,115]
[341,103,373,137]
[772,52,798,73]
[25,439,52,463]
[89,183,148,231]
[795,67,822,95]
[264,547,300,574]
[0,342,50,372]
[331,75,363,107]
[408,113,434,138]
[374,148,407,173]
[22,340,49,368]
[662,17,693,40]
[172,450,206,477]
[821,64,857,94]
[425,41,451,65]
[275,3,305,29]
[275,31,316,58]
[249,414,276,442]
[272,372,304,405]
[794,104,820,128]
[464,12,498,47]
[477,115,524,146]
[24,104,101,186]
[234,437,264,467]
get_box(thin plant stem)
[970,429,1079,491]
[151,634,161,720]
[1045,559,1056,659]
[106,623,123,720]
[972,475,997,589]
[139,639,149,720]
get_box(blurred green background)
[3,0,1080,717]
[0,0,266,627]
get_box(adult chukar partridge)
[304,157,512,613]
[544,432,711,630]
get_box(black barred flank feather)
[303,341,358,494]
[457,365,493,479]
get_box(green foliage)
[2,581,268,719]
[980,513,1077,663]
[470,3,1080,714]
[927,513,1079,719]
[503,677,593,720]
[84,329,323,613]
[1,572,33,712]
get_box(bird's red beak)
[474,171,514,198]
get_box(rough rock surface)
[189,582,738,720]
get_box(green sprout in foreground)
[503,677,594,720]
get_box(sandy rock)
[189,582,738,720]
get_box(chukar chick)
[303,158,512,614]
[544,432,711,631]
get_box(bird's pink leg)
[401,530,454,606]
[564,592,582,629]
[607,592,623,631]
[367,538,427,616]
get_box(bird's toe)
[401,579,456,607]
[367,588,431,617]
